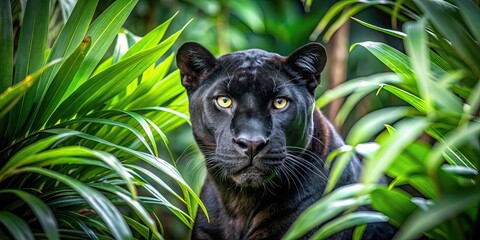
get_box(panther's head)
[177,42,327,188]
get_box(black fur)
[176,42,394,239]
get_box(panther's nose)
[233,136,269,159]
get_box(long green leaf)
[127,164,184,204]
[0,189,59,240]
[93,183,161,239]
[0,59,61,119]
[0,0,13,93]
[316,72,401,108]
[370,187,417,227]
[21,146,137,199]
[64,0,138,96]
[33,36,91,131]
[361,118,428,184]
[404,18,433,113]
[0,211,34,240]
[321,4,369,41]
[29,0,98,131]
[415,0,480,75]
[455,0,480,42]
[6,0,50,140]
[346,106,415,145]
[121,12,176,60]
[45,128,208,221]
[17,167,132,239]
[324,148,355,194]
[395,186,480,240]
[428,121,480,174]
[58,117,154,155]
[124,216,164,240]
[49,26,185,125]
[381,85,427,114]
[0,0,13,147]
[113,52,174,110]
[0,129,75,179]
[118,110,158,156]
[310,212,388,239]
[351,17,406,39]
[283,184,374,240]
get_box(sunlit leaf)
[283,184,374,239]
[310,212,388,240]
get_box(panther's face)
[177,43,326,188]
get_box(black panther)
[176,42,394,239]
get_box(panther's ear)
[286,43,327,91]
[176,42,216,92]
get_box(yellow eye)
[273,98,288,109]
[216,96,232,108]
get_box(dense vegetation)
[0,0,478,239]
[0,0,203,239]
[284,0,480,239]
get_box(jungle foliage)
[285,0,480,239]
[0,0,202,239]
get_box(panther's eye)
[273,98,288,109]
[216,96,232,108]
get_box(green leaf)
[124,70,187,111]
[346,106,414,145]
[64,0,138,96]
[0,130,76,178]
[118,110,158,156]
[33,36,91,130]
[380,85,427,114]
[121,12,176,60]
[351,17,406,39]
[49,26,185,125]
[12,0,49,85]
[0,0,13,146]
[230,1,265,33]
[465,79,480,122]
[17,167,132,239]
[0,0,13,93]
[29,146,137,199]
[0,211,35,240]
[351,41,415,86]
[113,53,174,109]
[428,121,480,173]
[0,189,59,240]
[316,72,401,108]
[334,86,377,126]
[324,148,354,194]
[370,187,417,227]
[113,31,128,64]
[441,165,478,178]
[58,117,154,155]
[361,118,429,184]
[30,0,98,130]
[0,75,35,119]
[455,0,480,42]
[124,216,163,240]
[310,212,388,240]
[45,128,208,222]
[127,164,184,204]
[395,186,480,239]
[387,141,428,177]
[283,184,374,240]
[92,184,161,238]
[0,59,61,119]
[415,0,480,75]
[7,0,50,140]
[311,0,357,40]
